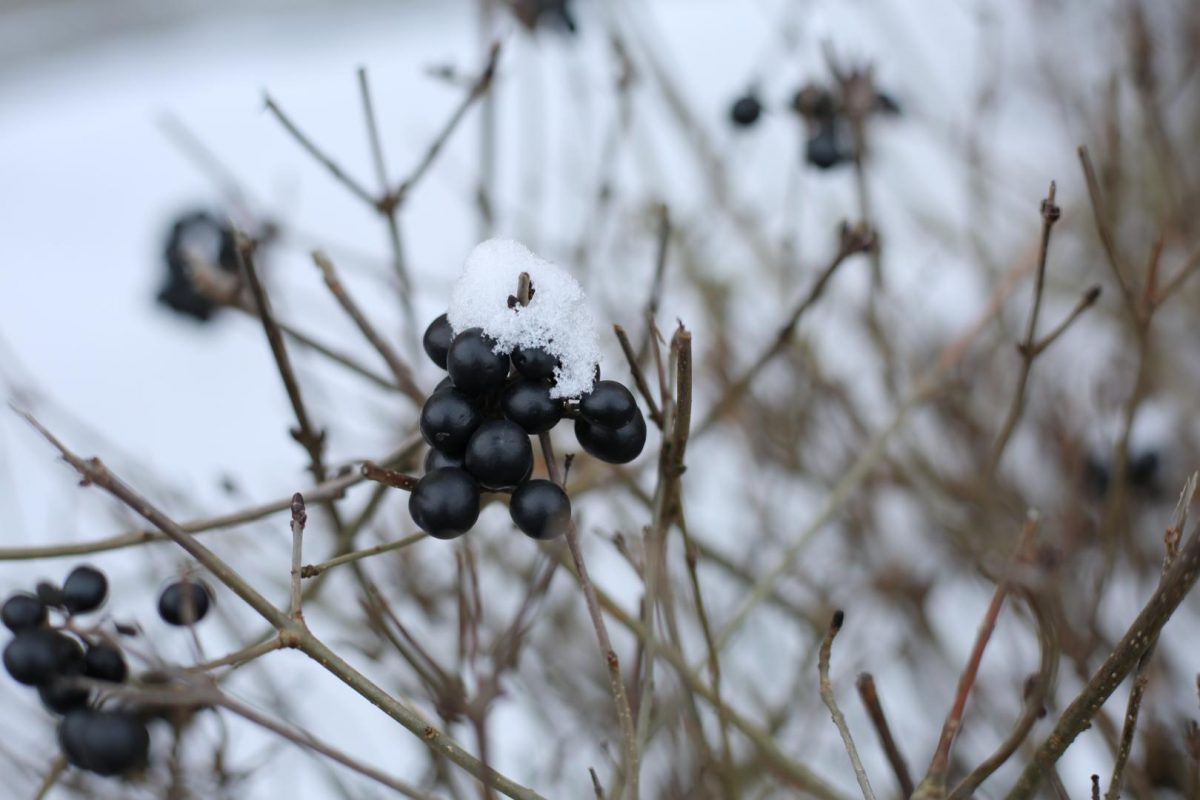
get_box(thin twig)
[614,325,663,428]
[916,515,1039,796]
[0,434,420,561]
[357,66,391,193]
[302,532,427,578]
[264,95,377,207]
[188,636,284,673]
[290,493,307,620]
[947,588,1059,800]
[1023,285,1102,357]
[697,222,875,435]
[1078,145,1138,318]
[393,42,502,204]
[219,692,443,800]
[1104,474,1196,800]
[518,269,638,798]
[819,611,876,800]
[33,756,67,800]
[984,182,1062,479]
[236,237,328,485]
[1152,246,1200,306]
[856,673,915,797]
[362,462,420,491]
[313,250,423,404]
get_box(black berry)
[730,93,763,127]
[158,581,212,626]
[510,480,572,540]
[420,388,484,456]
[3,630,84,686]
[2,593,47,633]
[806,124,843,170]
[39,679,90,714]
[84,644,128,683]
[422,314,454,369]
[58,709,149,776]
[408,468,481,539]
[447,328,510,396]
[512,346,559,380]
[464,420,534,490]
[502,380,563,434]
[579,380,638,428]
[425,447,464,473]
[575,411,647,464]
[62,566,108,614]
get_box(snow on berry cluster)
[447,238,602,400]
[2,565,213,778]
[413,239,647,541]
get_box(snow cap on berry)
[447,239,601,399]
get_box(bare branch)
[819,612,876,800]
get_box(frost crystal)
[447,239,601,399]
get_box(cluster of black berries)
[414,312,646,541]
[2,565,213,778]
[727,80,899,170]
[157,210,240,322]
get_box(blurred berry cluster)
[2,565,212,778]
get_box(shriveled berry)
[575,411,647,464]
[59,709,149,776]
[84,644,127,683]
[464,420,534,490]
[579,380,638,428]
[502,380,563,434]
[62,566,108,614]
[4,630,84,686]
[730,93,763,127]
[511,346,559,380]
[424,447,464,473]
[409,468,480,539]
[420,388,483,456]
[792,84,835,121]
[2,593,47,633]
[158,581,212,626]
[39,679,90,714]
[510,480,572,540]
[447,328,510,395]
[422,314,454,369]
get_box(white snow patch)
[447,238,601,399]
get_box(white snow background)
[0,0,1194,798]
